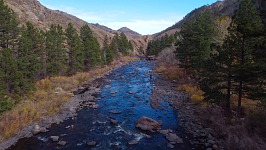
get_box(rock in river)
[165,133,183,144]
[135,116,161,132]
[128,140,138,145]
[50,136,59,142]
[87,141,97,146]
[58,141,67,146]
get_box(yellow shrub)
[191,94,204,103]
[178,84,205,103]
[36,78,51,91]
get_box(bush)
[178,84,204,103]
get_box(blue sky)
[38,0,219,35]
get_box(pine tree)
[176,10,215,75]
[110,33,119,59]
[46,24,66,76]
[102,35,113,65]
[233,0,264,115]
[0,0,21,112]
[65,23,84,75]
[0,0,19,50]
[80,24,102,70]
[200,23,242,115]
[17,22,42,91]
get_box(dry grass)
[155,62,185,81]
[230,95,258,115]
[198,104,266,150]
[0,56,137,140]
[178,84,204,103]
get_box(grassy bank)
[0,56,139,142]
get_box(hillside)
[118,27,142,39]
[5,0,147,54]
[152,0,240,40]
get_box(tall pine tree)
[80,24,102,70]
[46,24,66,76]
[234,0,264,115]
[65,23,84,75]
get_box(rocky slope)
[5,0,147,54]
[152,0,241,40]
[153,0,265,40]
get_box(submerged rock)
[110,90,118,94]
[128,140,138,145]
[109,110,122,114]
[110,119,118,124]
[105,85,111,89]
[135,116,161,132]
[87,141,97,146]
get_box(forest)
[0,0,133,113]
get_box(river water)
[9,61,195,150]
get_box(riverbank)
[153,61,266,150]
[0,56,139,150]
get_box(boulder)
[92,104,99,109]
[160,129,170,135]
[165,133,183,144]
[135,116,161,132]
[167,143,175,149]
[58,141,67,146]
[32,125,47,135]
[50,136,59,142]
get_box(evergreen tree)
[109,33,119,58]
[46,24,66,76]
[17,22,42,91]
[233,0,264,115]
[0,0,19,50]
[176,10,215,74]
[102,35,113,65]
[0,0,21,112]
[200,24,242,115]
[80,24,102,70]
[65,23,84,75]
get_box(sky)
[38,0,219,35]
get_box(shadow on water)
[9,61,196,150]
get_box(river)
[9,60,196,150]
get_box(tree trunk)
[238,37,245,116]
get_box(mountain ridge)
[5,0,147,54]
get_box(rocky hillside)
[152,0,241,40]
[118,27,142,39]
[5,0,147,54]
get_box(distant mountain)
[5,0,147,54]
[117,27,142,39]
[92,23,117,34]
